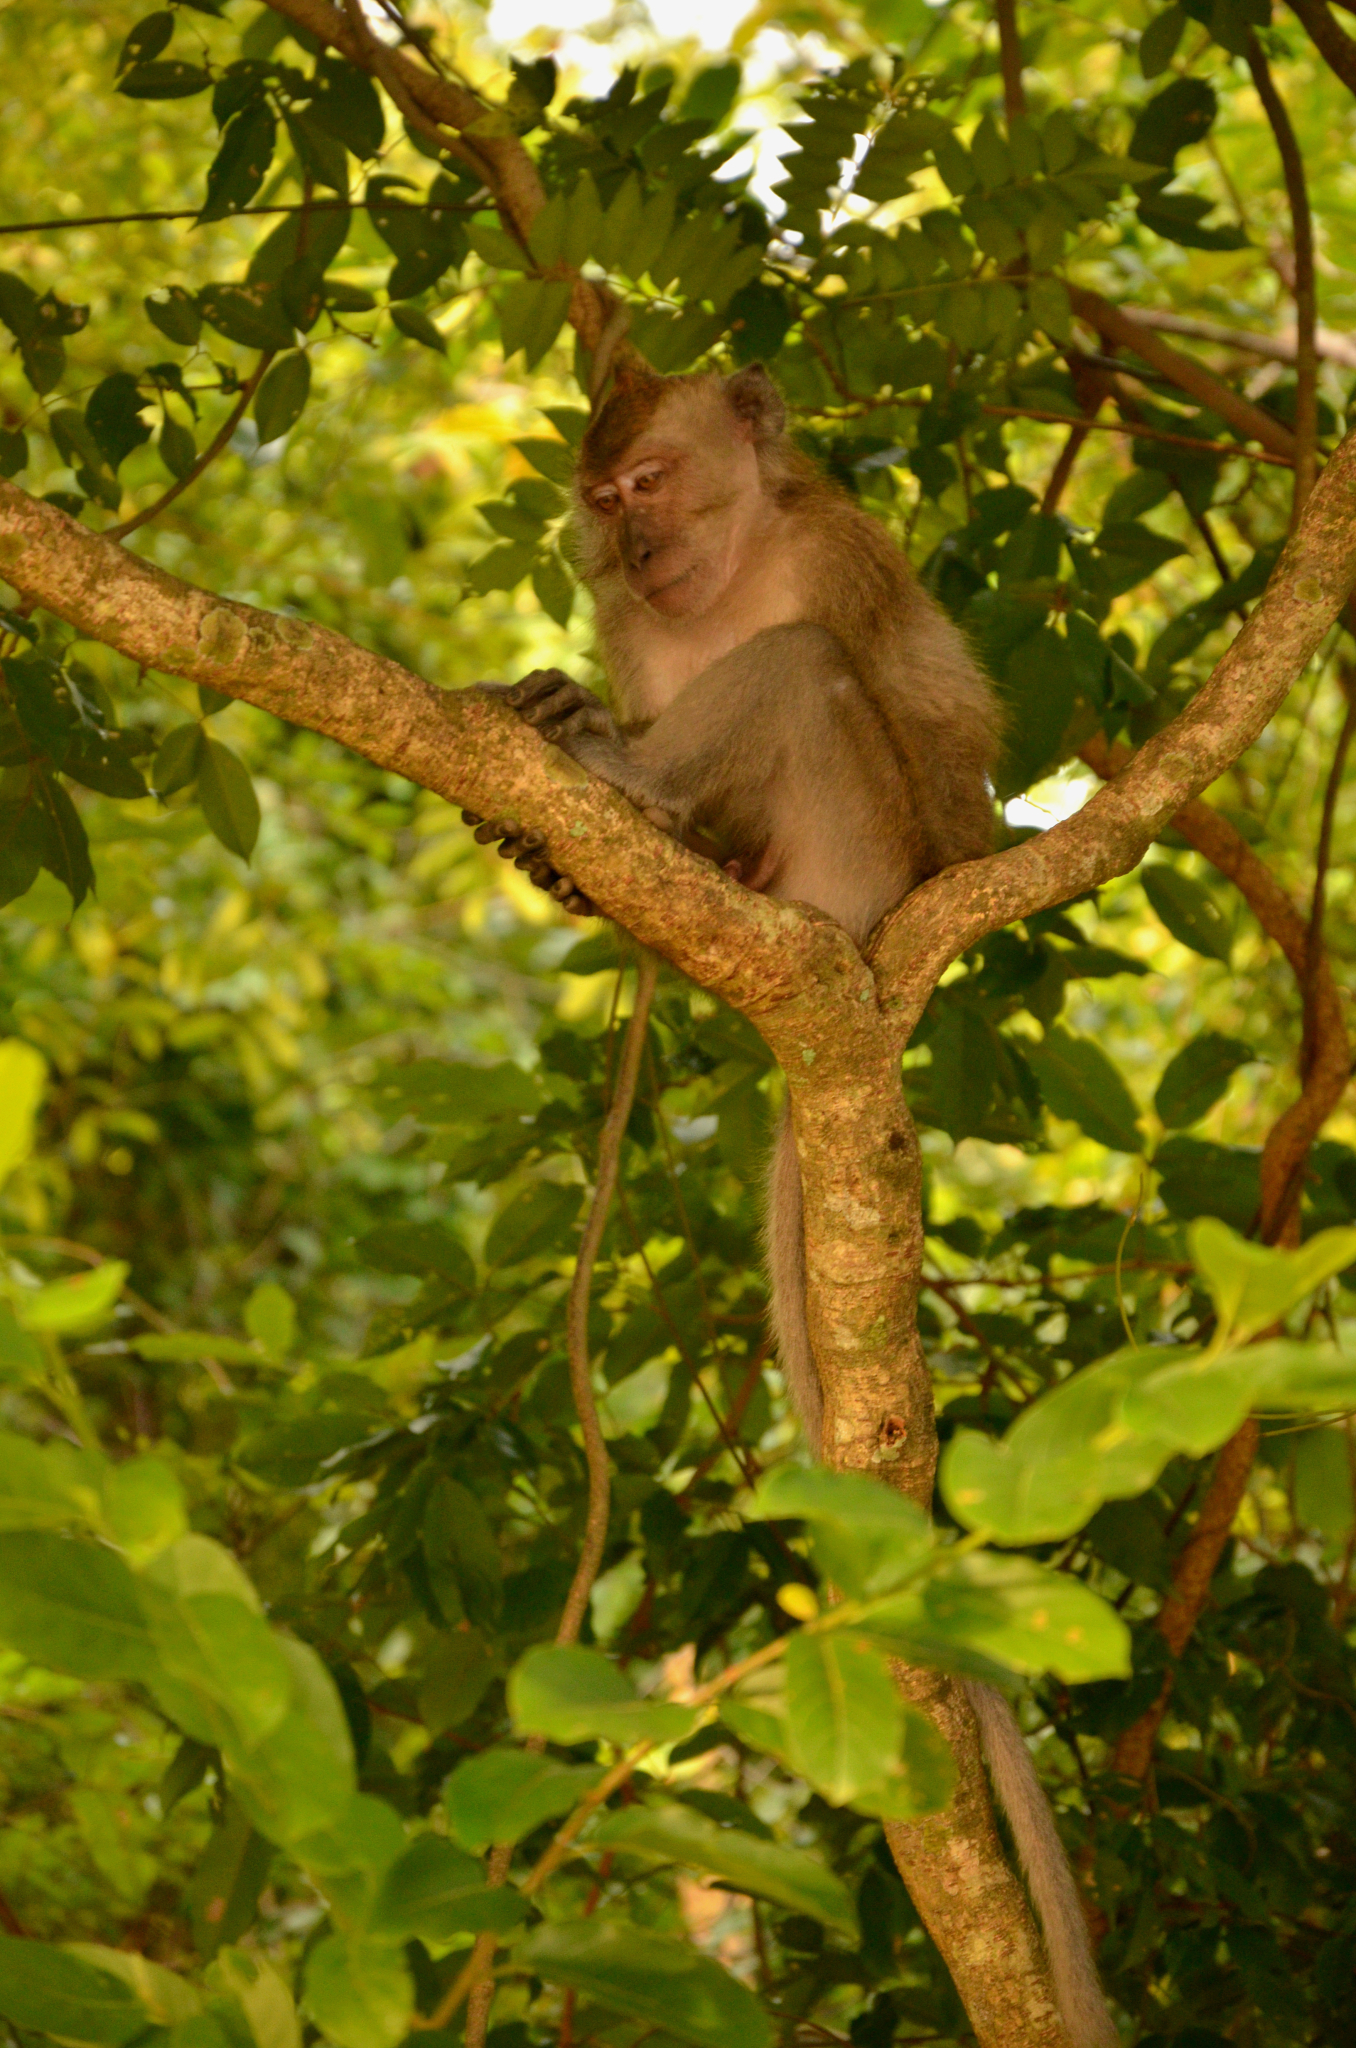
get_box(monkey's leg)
[459,808,595,917]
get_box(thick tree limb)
[1066,289,1298,463]
[871,424,1356,1026]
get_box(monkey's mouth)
[633,562,700,610]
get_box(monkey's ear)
[724,364,786,443]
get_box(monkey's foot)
[460,810,595,917]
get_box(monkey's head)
[573,362,789,620]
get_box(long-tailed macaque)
[466,361,1115,2048]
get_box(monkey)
[465,359,1116,2048]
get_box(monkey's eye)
[633,469,663,493]
[591,487,620,515]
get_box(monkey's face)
[579,392,765,620]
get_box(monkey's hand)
[459,810,596,918]
[499,669,622,758]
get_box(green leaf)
[104,1456,188,1566]
[783,1632,902,1806]
[485,1180,579,1267]
[514,436,575,485]
[18,1260,127,1333]
[153,723,206,796]
[208,1949,298,2048]
[389,304,445,353]
[507,1643,697,1747]
[1142,863,1234,964]
[421,1474,501,1629]
[201,104,277,223]
[145,1586,294,1749]
[0,1937,149,2044]
[1130,76,1217,168]
[594,1799,857,1937]
[253,352,311,444]
[160,413,198,480]
[36,774,96,907]
[199,283,294,351]
[234,1415,373,1487]
[197,737,260,861]
[0,1037,46,1184]
[415,1628,495,1736]
[516,1920,773,2048]
[1140,5,1187,76]
[134,1330,271,1366]
[532,551,574,627]
[0,1434,100,1528]
[1155,1030,1255,1127]
[1025,1026,1142,1153]
[1189,1217,1356,1345]
[118,59,212,98]
[183,1798,273,1957]
[443,1745,605,1851]
[498,277,572,370]
[866,1553,1131,1682]
[310,58,385,160]
[0,1530,158,1680]
[302,1936,411,2048]
[370,1834,526,1941]
[941,1347,1183,1542]
[358,1222,475,1288]
[751,1464,931,1599]
[145,286,202,346]
[86,373,153,470]
[117,12,175,73]
[0,427,26,478]
[244,1281,296,1359]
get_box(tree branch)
[1246,35,1319,518]
[1131,308,1356,374]
[1066,288,1298,463]
[1289,0,1356,97]
[0,478,850,1021]
[264,0,614,348]
[994,0,1028,124]
[871,424,1356,1027]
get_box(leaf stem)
[103,354,274,544]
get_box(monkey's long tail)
[963,1682,1117,2047]
[763,1119,1116,2048]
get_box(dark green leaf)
[197,737,260,861]
[310,57,385,160]
[389,304,445,353]
[531,552,574,627]
[594,1799,857,1936]
[1130,77,1217,168]
[1025,1026,1143,1153]
[36,774,95,906]
[253,352,311,445]
[117,12,175,73]
[484,1180,579,1267]
[118,60,212,98]
[86,373,153,470]
[0,429,26,479]
[153,722,205,796]
[1140,4,1186,75]
[199,283,294,351]
[1141,863,1232,962]
[516,1920,772,2048]
[0,1938,149,2045]
[234,1415,372,1488]
[159,414,197,479]
[1155,1030,1255,1127]
[201,104,277,222]
[145,286,202,346]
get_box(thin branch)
[1067,287,1298,462]
[977,403,1294,468]
[1289,0,1356,97]
[0,199,473,236]
[1246,34,1319,519]
[103,353,274,543]
[1131,307,1356,373]
[556,953,659,1647]
[994,0,1028,123]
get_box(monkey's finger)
[460,809,483,827]
[472,817,518,845]
[547,874,580,902]
[521,858,559,885]
[562,892,595,917]
[507,668,571,709]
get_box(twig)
[339,0,490,184]
[1130,307,1356,374]
[1246,35,1319,520]
[0,199,475,236]
[103,353,274,543]
[557,952,659,1646]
